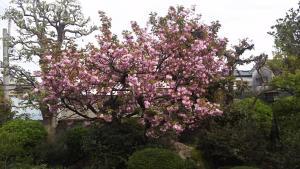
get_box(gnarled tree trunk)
[40,103,57,143]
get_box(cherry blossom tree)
[40,6,228,136]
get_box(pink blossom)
[173,123,183,132]
[33,88,39,93]
[144,101,150,108]
[166,75,172,80]
[45,55,52,60]
[33,71,41,76]
[40,6,226,137]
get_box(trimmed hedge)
[127,148,184,169]
[0,119,47,168]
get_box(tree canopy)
[39,6,228,136]
[3,0,96,61]
[269,2,300,57]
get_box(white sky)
[0,0,300,71]
[79,0,299,70]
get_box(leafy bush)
[37,121,144,169]
[0,86,13,126]
[231,98,272,133]
[83,121,144,169]
[192,96,300,169]
[36,126,89,168]
[127,148,184,169]
[63,126,89,165]
[192,98,274,168]
[272,96,300,130]
[197,121,267,168]
[271,96,300,168]
[8,163,48,169]
[0,119,47,168]
[181,159,198,169]
[230,166,259,169]
[190,149,209,169]
[7,162,64,169]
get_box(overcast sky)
[0,0,299,71]
[79,0,299,62]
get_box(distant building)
[234,69,254,89]
[251,67,274,93]
[233,66,278,102]
[234,66,274,93]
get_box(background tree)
[269,2,300,57]
[2,0,96,141]
[265,1,300,167]
[222,39,254,105]
[206,39,268,107]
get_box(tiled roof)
[234,70,253,77]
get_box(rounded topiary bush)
[127,148,184,169]
[0,119,47,153]
[0,119,47,167]
[230,166,259,169]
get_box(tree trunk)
[40,103,57,143]
[225,68,235,105]
[270,111,281,151]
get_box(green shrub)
[190,149,209,169]
[38,121,144,169]
[8,163,48,169]
[83,121,144,169]
[231,98,272,132]
[182,159,198,169]
[127,148,184,169]
[197,121,267,168]
[0,86,13,126]
[271,96,300,168]
[0,119,47,168]
[0,119,46,145]
[63,126,89,165]
[194,98,273,168]
[230,166,259,169]
[8,162,63,169]
[36,126,89,168]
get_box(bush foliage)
[36,126,89,167]
[230,166,259,169]
[127,148,185,169]
[83,121,145,169]
[0,119,47,168]
[0,86,13,126]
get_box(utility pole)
[2,19,11,100]
[8,18,11,35]
[2,28,9,100]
